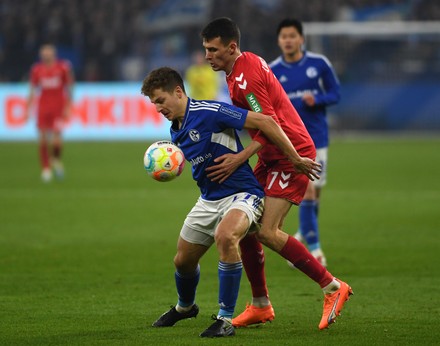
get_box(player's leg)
[295,181,326,266]
[52,130,65,179]
[38,129,52,182]
[201,193,263,337]
[258,196,353,329]
[152,234,209,327]
[233,163,274,327]
[298,147,328,265]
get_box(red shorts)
[254,147,316,205]
[37,108,64,131]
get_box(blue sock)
[299,200,321,251]
[218,261,242,319]
[175,265,200,307]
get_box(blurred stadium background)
[2,2,440,344]
[1,0,439,141]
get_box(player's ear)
[175,86,184,98]
[228,42,238,54]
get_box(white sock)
[217,316,232,323]
[176,304,193,313]
[251,296,271,308]
[322,279,341,294]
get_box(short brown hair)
[201,17,241,47]
[141,67,186,97]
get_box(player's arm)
[206,139,262,183]
[311,60,340,107]
[244,111,321,181]
[25,83,37,121]
[63,62,75,119]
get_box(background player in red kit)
[201,18,352,330]
[25,44,74,182]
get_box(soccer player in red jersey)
[201,18,353,330]
[25,44,74,182]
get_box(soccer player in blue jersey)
[270,18,341,267]
[141,67,320,337]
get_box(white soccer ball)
[143,141,185,182]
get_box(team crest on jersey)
[306,67,318,78]
[189,129,200,142]
[279,75,288,83]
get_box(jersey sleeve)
[314,58,340,106]
[214,103,248,131]
[62,60,74,85]
[30,65,39,86]
[240,62,277,146]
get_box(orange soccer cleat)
[319,279,353,330]
[232,304,275,328]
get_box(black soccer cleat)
[152,304,199,327]
[199,315,235,338]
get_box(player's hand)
[62,104,71,120]
[206,153,244,184]
[293,157,321,181]
[302,93,316,107]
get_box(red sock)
[240,233,269,298]
[280,236,333,288]
[53,143,62,159]
[39,143,50,169]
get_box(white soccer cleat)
[311,248,327,268]
[52,160,65,180]
[294,231,305,244]
[41,168,53,183]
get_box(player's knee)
[255,226,276,247]
[215,230,239,253]
[173,252,197,273]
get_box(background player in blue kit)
[270,18,341,267]
[141,67,319,338]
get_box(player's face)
[203,37,236,74]
[40,45,57,65]
[278,26,304,58]
[149,87,184,122]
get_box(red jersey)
[226,52,314,163]
[30,60,72,111]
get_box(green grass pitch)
[1,137,439,345]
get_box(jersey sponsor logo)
[189,129,200,142]
[235,73,247,90]
[41,76,62,89]
[219,106,242,120]
[306,67,318,78]
[287,89,318,100]
[245,93,262,113]
[189,152,212,166]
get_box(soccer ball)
[143,141,185,182]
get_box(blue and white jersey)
[170,99,264,201]
[270,51,340,149]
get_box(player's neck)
[283,51,303,63]
[224,51,241,75]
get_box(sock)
[280,236,333,288]
[53,143,62,160]
[299,200,321,251]
[39,142,50,169]
[322,279,341,294]
[218,261,242,319]
[239,234,269,299]
[175,265,200,310]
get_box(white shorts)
[180,192,264,247]
[313,147,328,188]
